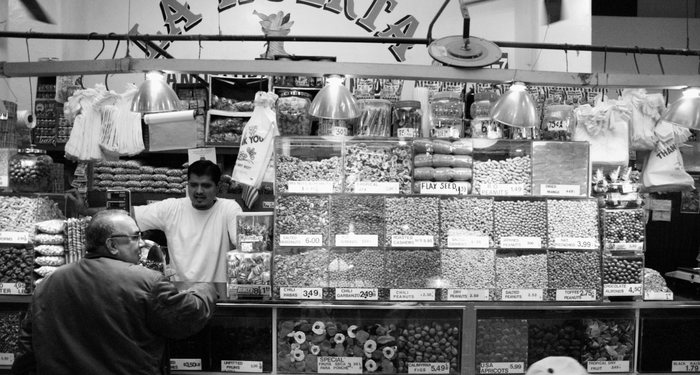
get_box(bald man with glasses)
[12,210,217,375]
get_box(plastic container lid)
[394,100,421,109]
[18,147,47,154]
[280,90,312,99]
[431,91,462,101]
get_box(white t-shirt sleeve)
[225,200,243,250]
[133,199,176,231]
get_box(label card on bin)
[335,288,378,301]
[555,289,597,301]
[317,357,362,374]
[221,360,263,373]
[0,353,14,366]
[280,287,322,300]
[287,181,334,194]
[479,362,525,374]
[0,283,29,295]
[170,358,202,371]
[354,181,399,194]
[446,289,490,301]
[540,184,581,196]
[604,284,642,296]
[587,361,629,373]
[644,291,673,301]
[500,237,541,249]
[335,235,378,247]
[279,234,322,247]
[408,362,450,374]
[501,289,543,301]
[672,361,700,372]
[447,235,489,248]
[390,289,435,301]
[391,235,434,247]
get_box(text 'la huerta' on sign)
[147,0,419,62]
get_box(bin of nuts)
[494,198,547,248]
[603,209,645,250]
[274,137,343,194]
[603,252,643,285]
[344,139,413,194]
[475,319,528,369]
[472,139,532,195]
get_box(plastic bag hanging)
[232,92,279,207]
[641,120,695,193]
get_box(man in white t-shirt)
[73,160,243,284]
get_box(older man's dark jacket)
[11,253,216,375]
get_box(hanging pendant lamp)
[661,88,700,129]
[131,72,181,113]
[309,75,360,120]
[490,82,538,128]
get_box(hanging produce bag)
[641,120,695,192]
[573,100,631,166]
[621,89,665,151]
[232,92,279,190]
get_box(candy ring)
[382,346,396,359]
[294,331,307,344]
[312,321,326,335]
[365,359,378,372]
[291,343,301,350]
[334,333,346,344]
[291,349,305,362]
[347,325,358,338]
[363,339,377,353]
[310,344,320,355]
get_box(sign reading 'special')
[149,0,419,62]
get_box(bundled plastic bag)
[621,89,665,151]
[573,99,631,166]
[641,120,695,192]
[232,92,279,203]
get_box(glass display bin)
[0,246,33,294]
[275,195,330,248]
[328,248,386,289]
[275,137,343,194]
[209,308,273,373]
[439,197,494,249]
[495,250,548,301]
[168,326,211,371]
[532,141,590,197]
[392,101,422,138]
[472,139,532,196]
[330,195,385,248]
[476,309,637,374]
[9,147,53,193]
[547,249,601,301]
[546,199,599,249]
[493,197,547,249]
[277,308,462,374]
[429,92,464,139]
[638,308,700,373]
[226,251,271,300]
[439,249,496,301]
[603,209,646,251]
[412,138,473,195]
[236,212,273,253]
[603,251,644,299]
[384,196,439,248]
[0,310,22,359]
[273,247,330,299]
[344,138,413,195]
[384,249,441,289]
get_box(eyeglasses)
[108,232,143,242]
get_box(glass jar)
[276,90,312,136]
[317,119,353,136]
[354,99,392,136]
[430,92,464,139]
[392,100,422,138]
[9,147,53,193]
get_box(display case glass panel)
[385,197,439,248]
[328,248,386,288]
[495,250,548,301]
[412,138,473,195]
[439,197,494,249]
[547,199,599,249]
[344,138,413,195]
[275,195,330,248]
[330,195,385,248]
[638,308,700,373]
[547,250,601,301]
[273,247,329,292]
[275,137,343,194]
[209,308,273,373]
[384,249,441,289]
[532,141,589,197]
[472,139,532,196]
[603,209,646,251]
[493,197,547,249]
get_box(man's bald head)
[85,210,132,253]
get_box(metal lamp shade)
[490,83,538,128]
[130,78,181,113]
[661,95,700,129]
[309,83,360,120]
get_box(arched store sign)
[142,0,419,62]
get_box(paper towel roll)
[143,110,195,125]
[17,110,35,129]
[414,87,431,137]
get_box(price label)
[501,289,544,301]
[447,235,490,248]
[0,232,29,244]
[540,184,581,196]
[0,282,29,295]
[445,289,490,301]
[652,210,672,222]
[397,128,419,138]
[331,126,349,136]
[499,237,542,249]
[408,362,450,374]
[555,289,597,301]
[262,201,275,209]
[644,291,674,301]
[221,360,263,373]
[604,284,643,296]
[280,287,323,300]
[672,360,700,372]
[621,184,636,193]
[354,181,400,194]
[479,183,525,196]
[609,242,644,251]
[170,358,202,371]
[231,285,271,297]
[479,362,525,374]
[0,353,14,366]
[0,176,8,188]
[390,289,435,301]
[552,237,598,249]
[317,356,363,374]
[587,361,630,373]
[279,234,323,247]
[419,181,471,195]
[391,235,435,247]
[287,180,335,194]
[335,288,379,301]
[335,235,379,247]
[649,199,673,211]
